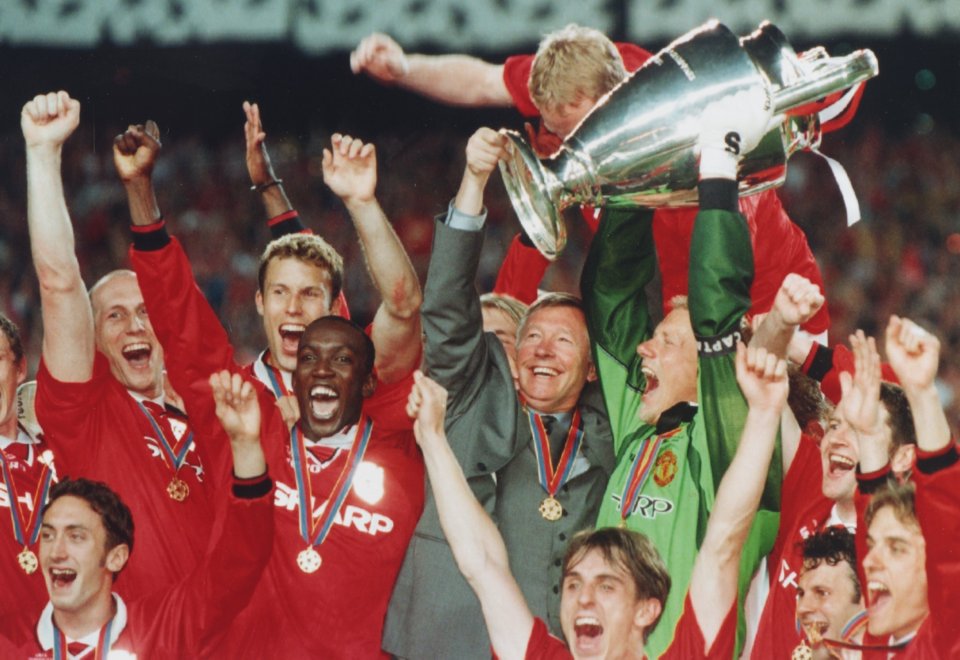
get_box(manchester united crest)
[653,449,677,487]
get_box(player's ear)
[105,543,130,574]
[255,289,265,316]
[890,443,915,474]
[361,372,377,399]
[633,597,662,631]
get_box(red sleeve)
[34,353,114,470]
[771,435,823,566]
[129,236,243,473]
[129,237,238,384]
[660,594,737,660]
[365,361,417,434]
[493,234,550,304]
[651,206,696,315]
[616,43,653,72]
[503,54,539,117]
[853,483,877,606]
[738,190,831,335]
[133,486,274,655]
[913,450,960,654]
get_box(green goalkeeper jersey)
[582,200,782,658]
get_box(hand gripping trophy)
[498,20,878,259]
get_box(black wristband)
[697,179,738,213]
[806,345,835,382]
[856,467,893,495]
[130,219,171,251]
[916,443,959,475]
[251,179,283,193]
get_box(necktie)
[142,401,182,448]
[542,415,566,467]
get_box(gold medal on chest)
[790,641,813,660]
[539,496,563,522]
[167,477,190,501]
[297,547,322,574]
[17,547,38,575]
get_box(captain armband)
[696,329,742,356]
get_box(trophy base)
[498,130,566,261]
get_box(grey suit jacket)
[383,218,614,659]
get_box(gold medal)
[297,547,322,573]
[167,477,190,502]
[539,497,563,521]
[17,547,38,574]
[790,641,813,660]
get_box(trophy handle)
[772,49,878,115]
[497,130,568,260]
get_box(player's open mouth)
[574,616,602,637]
[828,453,856,476]
[280,324,306,354]
[122,342,152,368]
[309,385,339,420]
[867,580,891,615]
[572,615,604,653]
[50,568,77,588]
[642,367,659,395]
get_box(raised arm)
[209,370,267,478]
[750,274,825,470]
[243,101,295,221]
[114,120,162,227]
[579,205,656,448]
[421,128,511,393]
[119,123,241,452]
[455,127,510,215]
[750,274,825,359]
[321,134,422,384]
[839,331,890,473]
[884,315,950,453]
[689,87,783,507]
[22,91,94,382]
[688,343,787,649]
[350,33,512,107]
[407,371,534,659]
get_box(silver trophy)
[498,20,878,259]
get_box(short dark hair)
[563,527,671,641]
[0,314,24,364]
[800,526,861,602]
[303,316,376,376]
[879,383,916,453]
[788,365,829,432]
[45,478,135,577]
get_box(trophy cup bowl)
[498,20,879,259]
